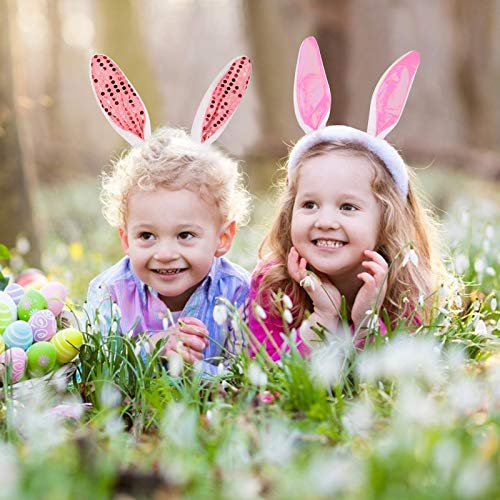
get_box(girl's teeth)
[316,240,344,248]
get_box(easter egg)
[0,303,14,334]
[0,291,18,320]
[15,268,47,290]
[3,320,33,350]
[51,328,83,363]
[28,309,57,342]
[0,348,27,384]
[17,290,48,321]
[40,282,67,317]
[4,283,25,306]
[27,342,57,377]
[0,336,5,355]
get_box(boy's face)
[119,187,235,311]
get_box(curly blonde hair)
[101,127,251,228]
[257,141,447,326]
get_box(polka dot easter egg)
[17,289,48,321]
[0,291,18,320]
[0,303,14,334]
[4,283,25,305]
[27,342,57,377]
[0,348,27,384]
[51,328,83,363]
[3,320,34,351]
[28,309,57,342]
[40,282,67,317]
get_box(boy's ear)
[118,227,130,254]
[215,221,236,257]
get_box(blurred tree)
[0,2,40,266]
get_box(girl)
[248,37,445,360]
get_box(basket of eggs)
[0,269,83,393]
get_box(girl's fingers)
[180,334,207,352]
[361,260,386,278]
[287,247,305,282]
[357,272,376,287]
[178,318,209,338]
[363,250,388,269]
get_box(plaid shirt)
[86,256,249,374]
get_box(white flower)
[418,294,425,308]
[453,294,463,309]
[299,275,316,291]
[474,320,488,337]
[474,258,485,274]
[217,362,225,376]
[248,363,267,387]
[454,253,469,275]
[167,352,183,377]
[282,294,293,310]
[162,318,170,330]
[310,344,343,388]
[486,266,495,276]
[213,304,228,325]
[16,236,31,255]
[402,248,419,267]
[491,298,497,311]
[111,320,118,333]
[253,303,267,320]
[473,300,481,311]
[485,224,494,239]
[111,303,122,320]
[283,309,293,324]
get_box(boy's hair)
[101,127,251,228]
[257,141,447,326]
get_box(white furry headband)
[288,37,420,200]
[90,54,251,146]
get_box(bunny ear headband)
[288,36,420,200]
[90,54,251,146]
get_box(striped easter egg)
[0,303,14,334]
[28,309,57,342]
[17,289,48,321]
[27,342,57,377]
[0,348,27,384]
[4,283,25,305]
[3,320,33,351]
[0,336,5,355]
[51,328,83,363]
[0,291,17,321]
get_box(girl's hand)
[351,250,388,330]
[149,317,209,363]
[287,246,342,326]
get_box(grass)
[0,167,496,498]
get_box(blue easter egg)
[3,320,33,351]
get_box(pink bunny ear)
[191,56,252,144]
[90,54,151,146]
[367,51,420,139]
[294,36,331,133]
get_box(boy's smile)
[119,187,235,311]
[291,151,382,285]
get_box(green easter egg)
[0,303,13,334]
[51,328,83,363]
[27,342,57,377]
[17,290,48,322]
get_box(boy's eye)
[340,203,358,212]
[178,232,195,240]
[302,200,318,210]
[139,232,155,241]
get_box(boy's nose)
[153,244,180,261]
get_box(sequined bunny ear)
[90,54,151,146]
[191,56,252,144]
[367,51,420,140]
[294,36,331,133]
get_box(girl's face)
[291,151,382,284]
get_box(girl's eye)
[178,232,195,241]
[340,203,358,212]
[139,232,155,241]
[303,200,318,210]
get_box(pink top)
[247,261,388,361]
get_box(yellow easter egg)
[0,336,5,355]
[0,303,14,334]
[51,328,83,363]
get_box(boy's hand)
[351,250,388,330]
[287,246,341,330]
[149,317,209,364]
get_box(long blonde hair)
[257,141,446,327]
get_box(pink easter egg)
[0,347,27,384]
[40,282,67,317]
[15,268,47,290]
[4,283,25,305]
[28,309,57,342]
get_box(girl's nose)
[314,211,340,230]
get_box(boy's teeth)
[315,239,345,248]
[156,269,180,274]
